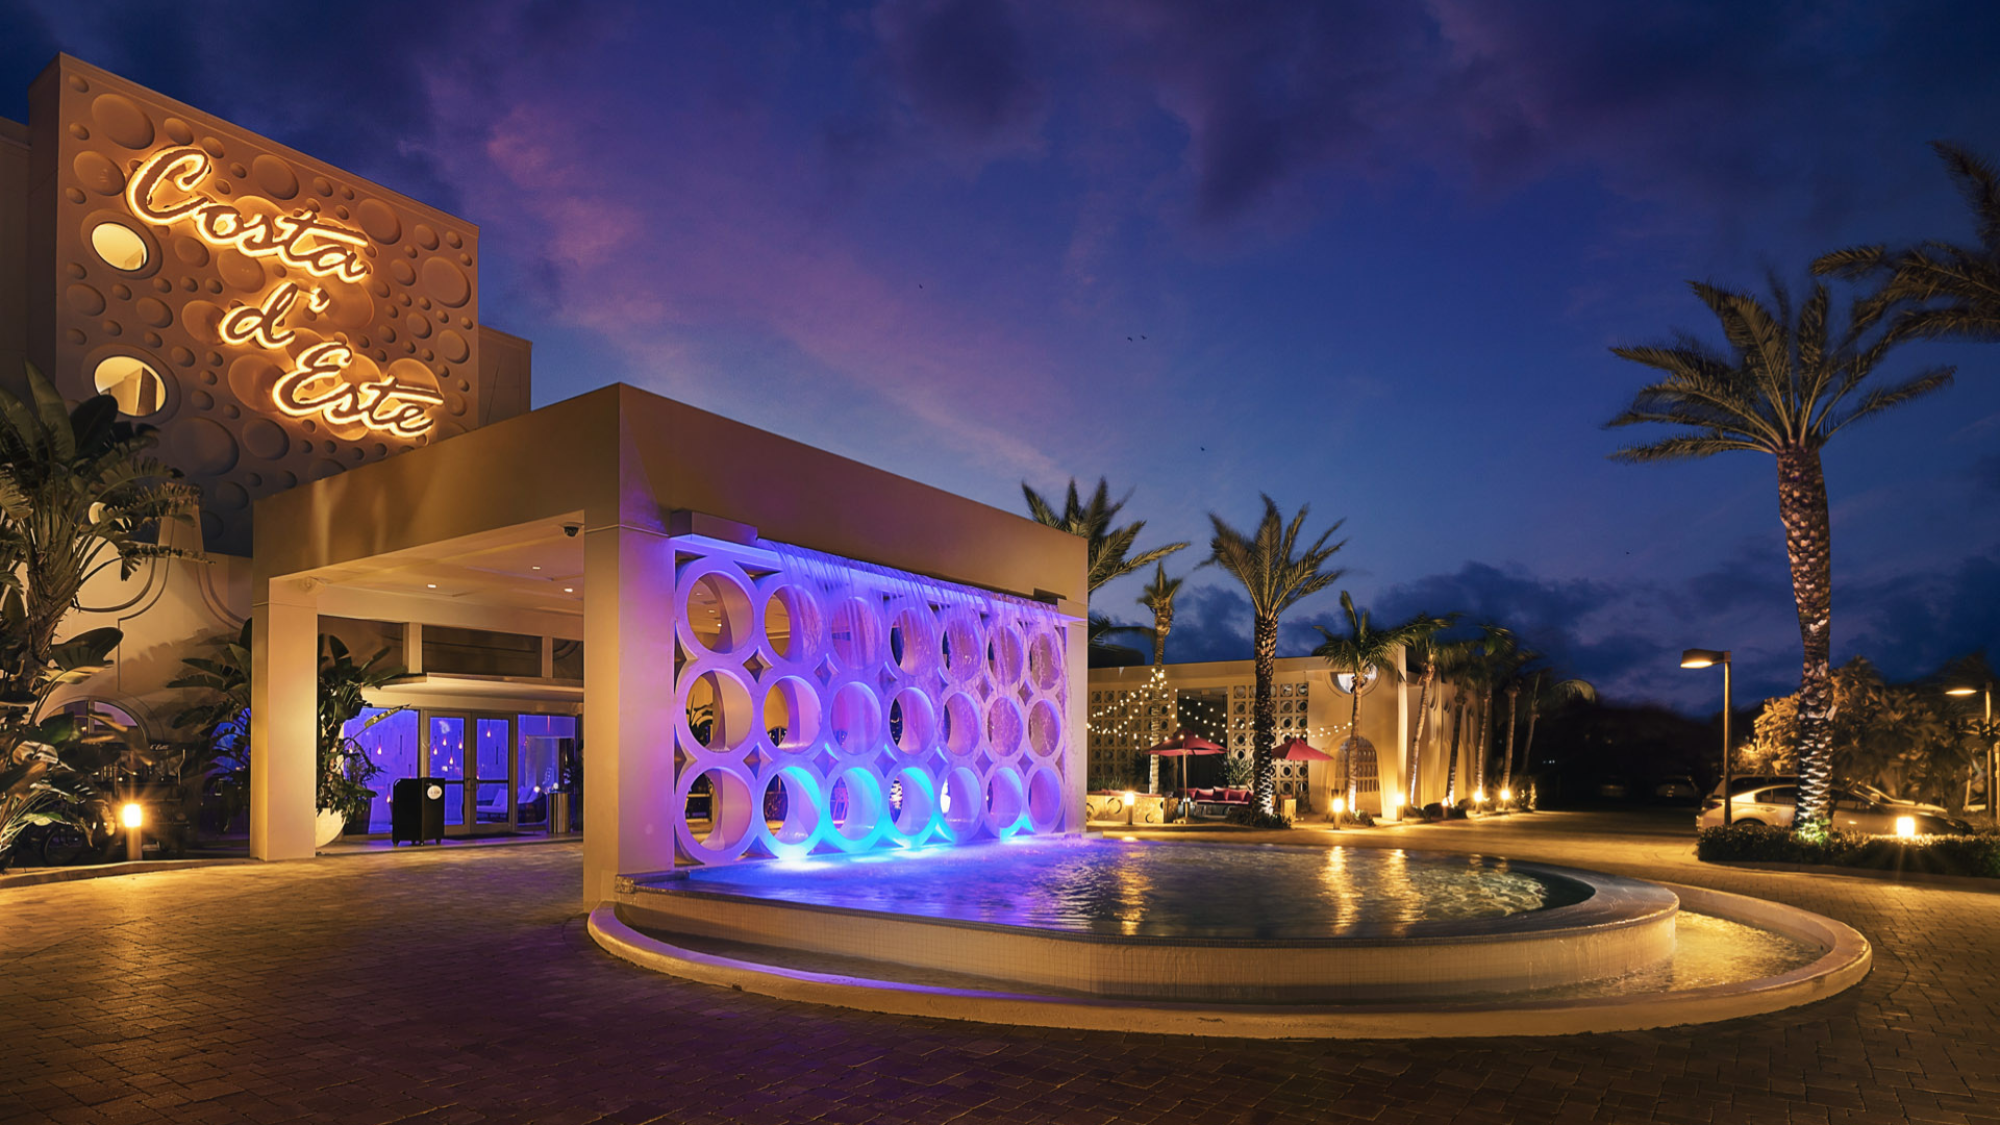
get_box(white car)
[1698,782,1966,833]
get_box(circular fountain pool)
[596,838,1870,1037]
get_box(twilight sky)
[7,1,2000,709]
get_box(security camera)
[562,524,581,538]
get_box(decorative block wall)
[672,539,1072,866]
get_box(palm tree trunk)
[1521,702,1541,793]
[1345,681,1363,815]
[1445,697,1463,807]
[1500,685,1520,804]
[1151,618,1168,666]
[1472,692,1488,800]
[1252,613,1278,815]
[1779,446,1835,836]
[1407,669,1433,811]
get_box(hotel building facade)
[1087,655,1484,818]
[2,56,1088,902]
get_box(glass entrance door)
[426,715,468,830]
[472,717,515,830]
[423,710,578,835]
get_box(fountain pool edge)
[588,882,1870,1039]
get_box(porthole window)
[92,355,166,416]
[89,222,149,271]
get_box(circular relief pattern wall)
[669,544,1071,865]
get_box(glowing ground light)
[1896,816,1917,838]
[120,802,143,829]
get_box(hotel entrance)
[352,707,579,838]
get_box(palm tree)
[1443,691,1466,807]
[1313,593,1451,813]
[1135,563,1184,665]
[1400,618,1465,810]
[1608,280,1952,835]
[1021,478,1188,595]
[1204,495,1347,816]
[1815,143,2000,342]
[1514,667,1596,799]
[1459,625,1516,803]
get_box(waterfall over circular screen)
[671,538,1071,865]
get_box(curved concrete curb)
[0,858,254,890]
[588,880,1871,1039]
[1712,859,2000,893]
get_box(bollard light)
[1500,787,1513,803]
[1895,816,1917,839]
[1332,796,1346,816]
[1474,787,1485,803]
[120,802,143,829]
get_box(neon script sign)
[124,146,442,437]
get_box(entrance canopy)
[249,384,1087,901]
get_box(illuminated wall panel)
[673,538,1072,865]
[32,57,485,554]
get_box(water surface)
[675,837,1587,940]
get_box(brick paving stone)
[5,811,2000,1123]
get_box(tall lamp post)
[1681,649,1733,825]
[1945,681,1995,827]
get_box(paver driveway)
[3,811,1997,1124]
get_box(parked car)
[1705,775,1951,818]
[1652,776,1698,801]
[1697,782,1967,833]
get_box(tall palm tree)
[1489,639,1541,807]
[1515,667,1596,798]
[1136,563,1184,665]
[1313,594,1451,812]
[1608,279,1952,836]
[1204,495,1347,816]
[1021,478,1188,595]
[1459,625,1516,802]
[1443,691,1466,807]
[1400,618,1465,809]
[1815,143,2000,341]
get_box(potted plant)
[313,636,403,846]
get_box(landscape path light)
[1681,649,1733,825]
[1945,681,1995,826]
[119,801,143,862]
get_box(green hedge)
[1697,823,2000,878]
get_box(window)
[92,355,165,416]
[424,626,542,677]
[1758,786,1799,806]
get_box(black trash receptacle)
[391,778,446,845]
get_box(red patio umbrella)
[1144,728,1224,793]
[1275,737,1332,762]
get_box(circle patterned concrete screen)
[673,540,1072,865]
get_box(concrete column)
[1060,599,1088,834]
[581,519,679,904]
[250,578,320,860]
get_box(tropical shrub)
[0,365,199,865]
[1697,823,2000,878]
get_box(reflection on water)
[679,838,1576,940]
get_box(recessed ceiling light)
[531,566,541,571]
[564,587,575,593]
[427,583,438,589]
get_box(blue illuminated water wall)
[674,539,1074,865]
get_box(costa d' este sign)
[124,145,443,438]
